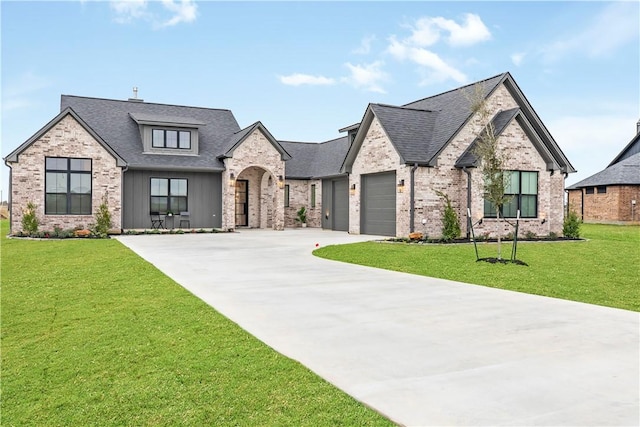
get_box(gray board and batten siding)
[123,170,222,229]
[361,171,396,236]
[322,177,349,231]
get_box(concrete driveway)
[116,229,639,426]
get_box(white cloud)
[279,73,336,86]
[387,37,467,85]
[109,0,197,28]
[406,13,491,48]
[511,52,525,66]
[110,0,148,24]
[342,61,388,93]
[353,35,376,55]
[158,0,197,28]
[542,2,638,61]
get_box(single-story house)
[567,124,640,222]
[4,72,575,237]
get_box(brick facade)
[222,129,285,230]
[8,114,122,233]
[348,83,566,238]
[349,116,405,235]
[284,179,322,228]
[568,186,640,222]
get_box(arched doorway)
[234,166,279,229]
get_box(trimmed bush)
[21,201,39,235]
[563,210,582,238]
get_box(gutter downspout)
[4,160,12,234]
[409,163,419,233]
[463,167,472,239]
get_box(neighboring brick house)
[566,128,640,223]
[4,72,575,237]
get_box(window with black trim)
[150,178,188,213]
[597,186,607,194]
[484,171,538,218]
[45,157,92,215]
[152,129,191,149]
[284,185,290,208]
[311,184,316,208]
[585,187,595,195]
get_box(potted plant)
[166,210,174,217]
[295,206,307,227]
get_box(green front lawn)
[315,224,640,312]
[1,221,391,426]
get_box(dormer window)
[152,129,191,149]
[129,113,204,156]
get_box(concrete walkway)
[116,229,639,426]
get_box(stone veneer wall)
[284,179,322,228]
[8,114,122,233]
[349,116,406,235]
[222,129,285,230]
[568,185,640,222]
[348,83,566,238]
[413,83,564,238]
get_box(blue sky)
[2,1,639,200]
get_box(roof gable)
[219,121,291,161]
[455,108,562,171]
[343,72,575,174]
[4,107,126,167]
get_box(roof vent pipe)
[636,118,640,135]
[128,86,144,102]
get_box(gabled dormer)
[129,113,206,156]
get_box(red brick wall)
[567,185,640,222]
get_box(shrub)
[295,206,307,224]
[92,196,112,238]
[563,210,582,238]
[21,201,39,235]
[525,230,537,240]
[435,191,461,242]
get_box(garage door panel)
[361,172,396,236]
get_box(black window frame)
[596,186,607,194]
[585,187,595,195]
[284,184,290,208]
[483,170,538,219]
[310,184,316,208]
[45,157,92,215]
[150,177,188,214]
[151,128,191,150]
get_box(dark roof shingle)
[567,152,640,189]
[60,95,240,171]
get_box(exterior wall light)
[229,172,236,187]
[277,175,285,189]
[397,179,405,193]
[350,183,356,195]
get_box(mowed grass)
[315,224,640,312]
[1,221,391,426]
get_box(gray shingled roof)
[402,73,505,164]
[60,95,240,171]
[280,136,350,179]
[567,152,640,189]
[370,104,438,164]
[455,108,520,167]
